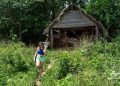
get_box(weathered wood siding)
[53,11,96,28]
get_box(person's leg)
[36,59,41,74]
[39,61,44,76]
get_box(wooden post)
[45,34,49,42]
[95,26,98,40]
[64,30,68,47]
[50,29,54,48]
[91,27,94,41]
[59,29,61,38]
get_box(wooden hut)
[43,4,105,48]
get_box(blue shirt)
[37,49,44,55]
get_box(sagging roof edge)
[43,3,107,37]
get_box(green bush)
[1,38,120,86]
[0,42,37,86]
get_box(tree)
[85,0,120,38]
[0,0,85,44]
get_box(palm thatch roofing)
[43,3,106,37]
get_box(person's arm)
[43,47,47,56]
[33,47,38,61]
[43,42,48,54]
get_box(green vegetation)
[86,0,120,38]
[41,38,120,86]
[0,0,120,86]
[0,42,36,86]
[1,37,120,86]
[0,0,84,44]
[0,0,119,43]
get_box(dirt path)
[35,61,53,86]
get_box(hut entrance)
[53,26,96,48]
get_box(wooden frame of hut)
[43,4,105,48]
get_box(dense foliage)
[0,0,85,44]
[1,37,120,86]
[0,0,120,43]
[41,38,120,86]
[0,0,120,86]
[86,0,120,38]
[0,42,36,86]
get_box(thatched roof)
[43,3,105,36]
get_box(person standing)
[34,42,46,78]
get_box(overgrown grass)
[41,38,120,86]
[1,37,120,86]
[0,41,50,86]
